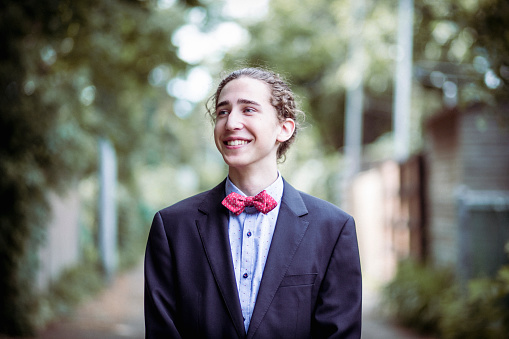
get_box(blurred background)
[1,0,508,337]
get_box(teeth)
[226,140,248,146]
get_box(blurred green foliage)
[382,259,453,335]
[413,0,509,110]
[383,256,509,338]
[0,0,194,335]
[224,0,508,153]
[1,0,508,336]
[36,260,105,329]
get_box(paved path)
[35,261,145,339]
[26,261,433,339]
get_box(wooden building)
[424,103,509,280]
[353,103,509,287]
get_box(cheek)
[213,122,221,138]
[213,123,225,150]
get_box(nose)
[225,109,243,130]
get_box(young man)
[144,68,362,338]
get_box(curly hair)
[206,67,305,161]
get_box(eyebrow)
[216,98,262,109]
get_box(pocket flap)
[280,273,317,287]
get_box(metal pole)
[99,138,118,283]
[393,0,414,162]
[342,0,366,208]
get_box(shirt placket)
[239,213,256,327]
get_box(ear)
[276,118,296,143]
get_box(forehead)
[217,77,272,104]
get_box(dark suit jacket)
[144,179,362,338]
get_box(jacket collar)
[196,179,246,337]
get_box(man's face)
[213,77,288,172]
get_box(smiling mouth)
[225,140,249,146]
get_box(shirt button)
[243,273,248,279]
[247,231,252,237]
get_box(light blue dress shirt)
[225,174,283,332]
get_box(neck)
[228,166,279,196]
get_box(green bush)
[439,266,509,339]
[32,261,104,331]
[382,259,453,335]
[382,258,509,338]
[116,188,152,270]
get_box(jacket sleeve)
[144,212,182,339]
[312,215,362,338]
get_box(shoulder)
[299,190,352,221]
[298,190,343,211]
[282,179,352,223]
[157,180,226,219]
[158,190,208,216]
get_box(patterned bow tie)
[222,190,277,215]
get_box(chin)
[222,156,251,169]
[223,159,246,169]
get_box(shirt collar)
[225,172,284,205]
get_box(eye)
[244,107,256,113]
[216,109,229,116]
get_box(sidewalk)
[35,261,145,339]
[31,261,433,339]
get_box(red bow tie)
[222,190,277,215]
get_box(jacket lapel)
[196,180,246,338]
[247,180,310,339]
